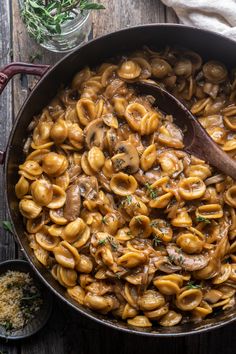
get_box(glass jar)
[40,11,92,53]
[19,1,92,53]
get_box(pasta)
[15,46,236,329]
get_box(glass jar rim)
[45,11,90,38]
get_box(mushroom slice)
[84,118,107,149]
[64,184,81,222]
[166,244,209,271]
[68,164,81,182]
[111,141,140,174]
[105,128,118,155]
[77,175,98,200]
[156,256,182,273]
[194,222,230,279]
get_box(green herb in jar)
[21,0,105,44]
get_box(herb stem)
[21,0,105,43]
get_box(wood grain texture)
[0,5,18,354]
[11,1,64,116]
[0,0,16,262]
[0,1,235,354]
[92,0,166,37]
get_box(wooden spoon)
[134,81,236,180]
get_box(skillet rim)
[4,23,236,337]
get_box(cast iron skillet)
[1,24,236,337]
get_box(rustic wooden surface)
[0,1,235,353]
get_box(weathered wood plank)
[92,0,166,37]
[0,344,18,354]
[11,1,64,117]
[21,300,65,354]
[0,0,16,262]
[184,323,236,354]
[0,1,18,352]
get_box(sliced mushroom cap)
[166,244,209,271]
[111,141,140,173]
[68,164,81,183]
[194,222,230,279]
[77,175,98,200]
[84,118,107,149]
[141,170,162,185]
[105,128,119,155]
[205,174,225,186]
[156,256,182,273]
[64,184,81,222]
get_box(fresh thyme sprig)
[98,238,107,246]
[21,0,105,43]
[145,182,158,199]
[186,281,202,289]
[121,195,133,206]
[152,235,163,247]
[97,236,118,251]
[2,320,13,331]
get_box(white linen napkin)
[161,0,236,40]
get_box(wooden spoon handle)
[186,122,236,180]
[135,81,236,180]
[165,89,236,181]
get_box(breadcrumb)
[0,271,42,331]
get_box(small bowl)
[0,259,53,340]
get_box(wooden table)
[0,1,235,353]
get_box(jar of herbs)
[19,0,105,53]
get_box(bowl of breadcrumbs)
[0,260,53,340]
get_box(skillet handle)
[0,62,50,164]
[0,62,50,95]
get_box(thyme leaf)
[98,238,107,246]
[102,216,107,224]
[124,195,132,205]
[1,221,13,234]
[150,220,159,228]
[80,2,105,10]
[98,236,118,250]
[145,183,158,199]
[168,255,175,263]
[196,216,211,224]
[178,255,184,265]
[186,281,201,289]
[2,321,13,331]
[21,293,41,301]
[152,235,163,247]
[107,236,118,251]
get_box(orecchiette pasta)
[16,46,236,329]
